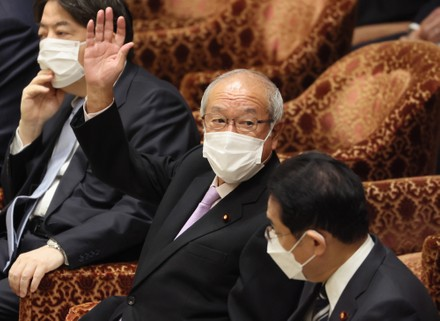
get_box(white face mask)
[267,232,316,280]
[37,38,85,88]
[202,130,271,184]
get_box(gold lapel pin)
[223,214,230,222]
[339,311,349,320]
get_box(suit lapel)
[288,283,321,321]
[44,146,87,215]
[329,236,386,321]
[148,173,215,250]
[131,154,278,290]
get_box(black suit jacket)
[72,105,303,321]
[0,61,199,268]
[0,0,40,175]
[288,236,439,321]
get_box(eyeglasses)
[202,113,273,133]
[265,225,291,241]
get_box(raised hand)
[84,7,133,113]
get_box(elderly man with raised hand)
[71,6,304,321]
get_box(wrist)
[407,22,420,35]
[47,238,69,266]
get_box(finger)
[17,264,37,298]
[30,265,46,293]
[95,9,105,42]
[8,264,21,295]
[115,16,127,47]
[86,19,95,47]
[118,42,134,63]
[104,7,114,43]
[24,85,51,99]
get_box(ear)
[306,230,326,256]
[270,121,284,150]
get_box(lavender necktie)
[3,108,78,272]
[175,185,220,238]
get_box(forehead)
[40,0,84,30]
[207,75,270,116]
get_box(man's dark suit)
[72,104,303,321]
[0,0,40,175]
[0,61,199,318]
[288,236,439,321]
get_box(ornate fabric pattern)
[278,40,440,180]
[66,302,99,321]
[364,176,440,256]
[18,262,137,321]
[422,234,440,310]
[129,0,356,114]
[126,0,224,27]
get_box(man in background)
[0,0,199,320]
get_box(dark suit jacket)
[356,0,432,26]
[72,105,303,321]
[0,61,199,269]
[288,235,439,321]
[0,0,40,175]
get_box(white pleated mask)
[38,38,85,88]
[202,130,271,184]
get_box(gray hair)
[200,69,284,124]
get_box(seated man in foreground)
[266,151,438,320]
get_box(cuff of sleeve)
[83,97,115,121]
[47,238,70,266]
[10,128,30,155]
[408,22,420,32]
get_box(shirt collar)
[325,235,374,315]
[211,177,239,200]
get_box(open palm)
[83,7,133,94]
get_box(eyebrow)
[38,20,71,29]
[210,106,258,115]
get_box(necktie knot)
[200,185,220,207]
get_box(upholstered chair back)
[128,0,356,100]
[278,40,440,180]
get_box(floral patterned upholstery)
[365,176,440,311]
[422,234,440,310]
[178,0,357,133]
[278,40,440,181]
[18,262,137,321]
[364,176,440,256]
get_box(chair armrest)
[66,302,100,321]
[421,233,440,311]
[19,262,137,321]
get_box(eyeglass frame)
[265,225,292,241]
[202,113,274,133]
